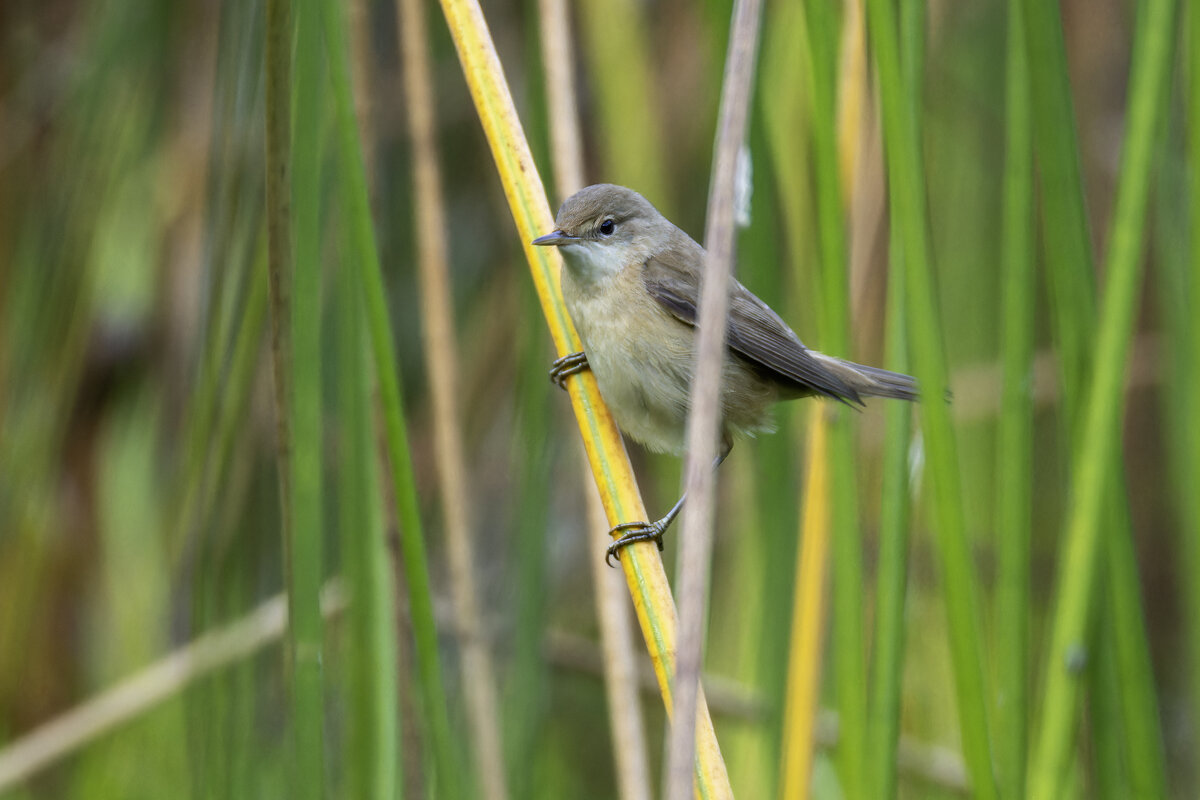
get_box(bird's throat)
[560,241,629,286]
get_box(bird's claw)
[549,351,589,390]
[605,521,665,567]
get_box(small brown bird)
[534,184,917,562]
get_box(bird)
[533,183,917,563]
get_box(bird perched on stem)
[534,184,917,563]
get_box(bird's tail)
[810,352,919,403]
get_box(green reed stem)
[1026,0,1176,795]
[265,0,328,793]
[800,2,865,795]
[319,0,463,796]
[864,0,997,794]
[994,0,1033,795]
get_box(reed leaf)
[337,225,400,800]
[1185,0,1200,763]
[264,0,327,793]
[778,408,832,799]
[799,3,866,793]
[319,0,464,795]
[398,0,510,791]
[994,0,1034,795]
[863,0,997,794]
[1027,0,1176,794]
[866,1,920,795]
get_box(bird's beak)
[532,229,577,246]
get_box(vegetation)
[0,0,1194,797]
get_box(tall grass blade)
[397,0,510,792]
[264,0,327,793]
[1027,0,1176,795]
[1185,0,1200,765]
[800,2,867,793]
[319,0,464,796]
[867,232,910,800]
[778,408,831,799]
[863,0,997,794]
[667,0,763,794]
[867,1,920,796]
[337,233,400,799]
[760,3,818,792]
[575,0,669,202]
[287,0,328,792]
[1020,0,1168,794]
[994,0,1034,795]
[1016,0,1096,395]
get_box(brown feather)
[641,242,865,405]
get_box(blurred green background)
[0,0,1195,797]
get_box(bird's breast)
[562,265,695,454]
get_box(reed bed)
[0,1,1194,798]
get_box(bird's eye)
[599,219,616,236]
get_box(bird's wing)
[642,250,862,405]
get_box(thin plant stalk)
[178,241,268,563]
[587,483,655,800]
[338,30,400,798]
[397,0,509,793]
[798,0,866,792]
[1019,0,1168,792]
[538,0,585,197]
[433,0,732,794]
[319,0,464,795]
[346,0,378,181]
[867,232,911,800]
[863,0,998,794]
[575,0,669,202]
[337,222,401,798]
[1186,0,1200,758]
[289,6,328,794]
[866,2,920,794]
[994,0,1033,795]
[666,0,762,796]
[1089,581,1131,799]
[264,0,327,794]
[538,0,653,795]
[0,584,344,791]
[1017,0,1095,397]
[835,0,867,190]
[778,407,831,799]
[760,3,822,793]
[263,0,292,605]
[1027,0,1176,793]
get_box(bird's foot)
[549,351,589,390]
[605,519,668,567]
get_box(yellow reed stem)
[778,407,832,799]
[433,0,732,795]
[537,0,653,794]
[779,2,867,794]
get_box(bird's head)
[532,184,670,283]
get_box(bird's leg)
[605,437,733,567]
[549,351,589,390]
